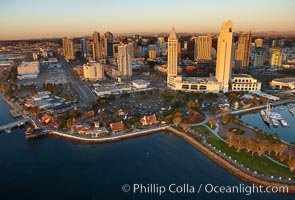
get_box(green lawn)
[192,125,212,138]
[193,125,295,179]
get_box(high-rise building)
[157,37,165,48]
[93,31,101,61]
[167,27,178,76]
[194,36,212,61]
[253,47,264,67]
[128,42,136,58]
[255,39,263,47]
[215,20,233,93]
[62,37,75,61]
[235,32,251,68]
[149,50,157,59]
[118,44,132,78]
[103,31,114,57]
[157,37,166,56]
[83,62,104,81]
[177,42,181,54]
[270,47,282,67]
[80,38,87,58]
[113,43,120,58]
[183,41,188,51]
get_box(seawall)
[166,126,295,194]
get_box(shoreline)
[2,95,295,193]
[45,126,168,144]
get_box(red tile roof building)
[140,114,157,126]
[109,121,124,133]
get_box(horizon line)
[1,30,295,41]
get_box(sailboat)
[261,102,271,125]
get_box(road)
[58,55,96,103]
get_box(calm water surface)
[239,106,295,142]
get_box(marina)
[240,103,295,143]
[259,102,290,128]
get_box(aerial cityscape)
[1,0,295,200]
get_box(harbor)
[239,103,295,143]
[259,102,290,128]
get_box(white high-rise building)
[83,62,104,81]
[167,27,178,76]
[215,20,233,93]
[194,36,212,61]
[118,44,132,78]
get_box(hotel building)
[118,44,132,78]
[83,62,104,81]
[194,36,212,61]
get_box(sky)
[0,0,295,40]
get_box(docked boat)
[4,129,11,133]
[280,119,289,127]
[271,118,279,127]
[25,127,33,135]
[260,110,266,117]
[260,102,271,125]
[288,104,295,117]
[269,112,283,120]
[277,106,285,110]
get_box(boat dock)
[25,129,48,139]
[0,119,30,132]
[230,98,295,115]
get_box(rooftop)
[19,61,39,68]
[182,76,219,84]
[132,79,148,85]
[272,77,295,83]
[232,74,252,78]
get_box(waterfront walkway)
[33,126,169,142]
[188,113,292,177]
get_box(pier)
[0,119,30,132]
[25,129,47,139]
[229,98,295,115]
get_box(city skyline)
[1,0,295,40]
